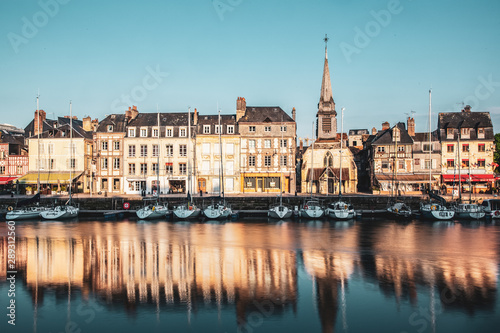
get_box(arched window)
[324,152,334,167]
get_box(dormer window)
[215,125,221,134]
[281,126,287,132]
[461,127,470,138]
[153,128,159,137]
[166,127,173,137]
[227,125,234,134]
[203,125,211,134]
[392,128,400,142]
[447,128,454,139]
[249,126,256,132]
[478,127,485,139]
[140,128,147,137]
[128,128,136,137]
[265,126,271,132]
[179,128,186,137]
[107,125,113,132]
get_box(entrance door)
[257,178,263,192]
[198,178,206,193]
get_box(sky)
[1,0,500,139]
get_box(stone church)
[300,38,358,195]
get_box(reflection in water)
[0,220,498,332]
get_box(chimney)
[462,105,471,113]
[407,117,415,137]
[292,107,296,121]
[34,109,46,136]
[130,105,139,120]
[372,127,377,135]
[125,106,132,122]
[299,137,303,152]
[382,121,390,131]
[236,97,246,122]
[83,116,92,131]
[91,118,99,132]
[193,108,198,125]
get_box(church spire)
[319,34,335,111]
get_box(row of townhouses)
[0,44,496,196]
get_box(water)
[1,218,499,333]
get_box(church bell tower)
[317,34,337,140]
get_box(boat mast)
[280,115,284,206]
[310,121,314,198]
[339,107,345,198]
[218,109,224,201]
[157,107,160,202]
[428,89,432,196]
[458,124,462,202]
[187,107,191,201]
[69,101,73,204]
[393,123,398,199]
[37,93,41,194]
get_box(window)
[249,126,256,132]
[203,125,211,134]
[107,125,113,132]
[140,163,147,175]
[265,126,271,132]
[113,179,120,191]
[166,127,173,137]
[179,144,187,157]
[114,141,120,150]
[0,166,4,174]
[461,128,470,137]
[447,144,454,153]
[249,140,256,149]
[377,146,385,153]
[422,143,431,152]
[281,126,287,132]
[152,128,159,137]
[128,128,135,137]
[128,145,136,157]
[478,159,485,168]
[478,128,485,139]
[353,140,358,146]
[424,159,431,170]
[102,141,108,151]
[478,144,485,152]
[179,128,186,137]
[49,158,55,170]
[462,144,469,152]
[113,158,120,170]
[446,128,454,138]
[462,159,469,167]
[128,163,136,175]
[101,158,108,170]
[392,128,400,142]
[264,139,271,148]
[226,143,234,155]
[447,159,454,168]
[280,155,287,166]
[48,143,54,155]
[215,125,221,134]
[381,161,390,169]
[140,128,147,137]
[165,144,173,157]
[179,163,187,175]
[68,158,76,169]
[202,143,210,155]
[17,166,23,174]
[227,125,234,134]
[152,144,159,157]
[140,145,148,157]
[280,139,287,148]
[152,163,158,175]
[397,146,405,152]
[165,163,173,174]
[398,160,405,170]
[264,155,271,167]
[248,156,256,167]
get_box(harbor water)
[1,218,499,332]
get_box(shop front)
[442,174,494,194]
[374,174,434,195]
[242,173,286,193]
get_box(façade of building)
[300,40,358,195]
[0,125,28,189]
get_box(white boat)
[41,102,80,220]
[136,203,169,220]
[480,199,500,218]
[6,206,46,220]
[300,200,324,219]
[419,90,454,221]
[173,203,201,220]
[40,204,79,220]
[454,203,485,220]
[387,201,413,219]
[326,200,355,220]
[420,202,455,220]
[268,203,293,219]
[203,202,232,219]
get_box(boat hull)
[203,206,232,220]
[173,207,201,220]
[6,207,45,220]
[420,204,454,220]
[40,206,79,220]
[300,208,324,219]
[268,206,292,219]
[455,211,485,220]
[327,209,355,220]
[136,206,169,220]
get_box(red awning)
[0,176,17,185]
[442,174,494,182]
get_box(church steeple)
[317,34,337,140]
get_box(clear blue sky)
[1,0,499,139]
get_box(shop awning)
[17,171,83,184]
[0,176,18,185]
[375,174,431,183]
[442,174,494,182]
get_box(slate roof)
[24,118,57,137]
[96,114,129,133]
[438,111,494,140]
[128,112,189,127]
[371,122,414,145]
[412,130,439,142]
[0,131,25,146]
[197,114,237,135]
[34,123,92,139]
[349,129,369,135]
[238,107,294,123]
